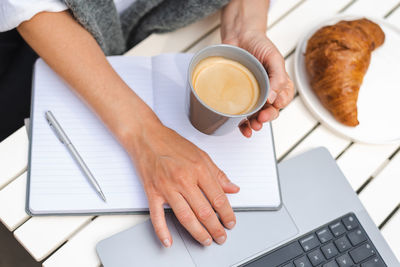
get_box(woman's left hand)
[222,30,295,137]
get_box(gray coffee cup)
[187,44,269,135]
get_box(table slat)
[358,151,400,226]
[272,97,316,159]
[0,127,28,189]
[381,210,400,261]
[267,0,351,57]
[387,3,400,22]
[187,0,305,53]
[342,0,400,16]
[14,216,92,261]
[125,11,220,57]
[268,0,307,27]
[337,143,399,190]
[286,125,351,159]
[0,172,29,231]
[43,215,148,267]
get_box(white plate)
[294,15,400,144]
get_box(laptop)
[96,148,399,266]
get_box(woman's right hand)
[18,9,239,249]
[123,119,240,248]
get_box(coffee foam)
[192,56,260,115]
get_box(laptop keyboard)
[241,213,386,267]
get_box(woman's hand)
[124,120,240,248]
[223,31,295,137]
[221,0,295,137]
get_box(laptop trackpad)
[174,205,299,267]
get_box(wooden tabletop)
[0,0,399,266]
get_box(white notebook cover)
[27,54,281,215]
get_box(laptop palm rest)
[174,205,298,266]
[97,205,298,267]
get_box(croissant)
[305,19,385,126]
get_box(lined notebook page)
[152,54,280,209]
[29,54,280,215]
[29,57,153,214]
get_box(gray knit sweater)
[63,0,230,55]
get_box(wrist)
[221,0,268,44]
[116,105,162,153]
[223,29,266,45]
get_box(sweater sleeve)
[0,0,68,32]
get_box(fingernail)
[268,90,277,103]
[163,238,171,248]
[226,221,235,229]
[202,238,212,246]
[215,235,226,245]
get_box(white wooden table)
[0,0,399,266]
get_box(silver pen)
[45,111,107,202]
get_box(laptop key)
[323,261,339,267]
[242,213,386,267]
[360,256,385,267]
[294,255,313,267]
[347,228,367,246]
[329,221,347,237]
[336,254,354,267]
[349,242,375,263]
[321,242,339,259]
[342,215,358,231]
[307,249,325,266]
[300,234,320,252]
[316,228,333,243]
[334,236,352,252]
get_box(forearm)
[17,11,158,148]
[221,0,269,43]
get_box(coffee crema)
[192,56,260,115]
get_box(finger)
[239,121,252,138]
[267,89,277,104]
[257,106,279,123]
[198,170,236,230]
[182,186,227,245]
[262,43,291,107]
[273,78,295,109]
[250,117,262,131]
[166,192,212,246]
[216,169,240,194]
[201,154,240,194]
[148,195,172,248]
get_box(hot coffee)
[192,56,260,115]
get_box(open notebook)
[27,54,281,215]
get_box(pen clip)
[46,117,65,144]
